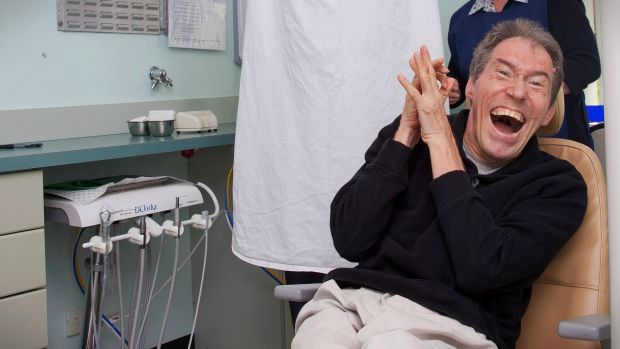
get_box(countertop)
[0,122,235,173]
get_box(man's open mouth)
[491,107,524,133]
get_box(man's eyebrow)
[494,58,552,80]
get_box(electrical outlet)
[66,309,83,337]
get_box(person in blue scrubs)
[448,0,600,148]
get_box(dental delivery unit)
[44,176,219,349]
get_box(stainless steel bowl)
[148,120,174,137]
[128,121,150,136]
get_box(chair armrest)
[558,314,611,341]
[274,283,322,302]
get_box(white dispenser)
[174,110,218,133]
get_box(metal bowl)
[128,121,150,136]
[148,120,174,137]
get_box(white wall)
[0,1,241,110]
[438,0,468,62]
[599,0,619,345]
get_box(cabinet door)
[0,289,47,349]
[0,229,46,297]
[0,170,43,236]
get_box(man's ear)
[465,78,475,100]
[542,102,557,126]
[544,86,564,127]
[537,88,564,136]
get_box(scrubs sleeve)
[548,0,601,94]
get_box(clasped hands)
[394,46,456,148]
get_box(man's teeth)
[491,108,523,123]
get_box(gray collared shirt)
[468,0,528,15]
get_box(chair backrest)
[516,138,609,349]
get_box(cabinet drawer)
[0,289,47,349]
[0,171,43,236]
[0,229,46,298]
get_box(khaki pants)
[292,280,498,349]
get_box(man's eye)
[529,80,545,88]
[496,70,510,78]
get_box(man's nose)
[508,79,527,100]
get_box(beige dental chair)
[516,137,610,349]
[275,136,610,349]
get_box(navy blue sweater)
[327,110,587,349]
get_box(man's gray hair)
[469,18,564,107]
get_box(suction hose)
[157,199,181,349]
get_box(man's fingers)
[436,66,450,75]
[439,77,457,97]
[406,47,451,100]
[397,73,422,100]
[422,47,445,98]
[451,78,459,88]
[436,72,449,91]
[414,49,439,95]
[409,56,419,77]
[397,73,415,93]
[446,78,459,96]
[431,58,447,73]
[409,57,423,91]
[431,59,450,83]
[420,46,435,69]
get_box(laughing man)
[292,19,587,349]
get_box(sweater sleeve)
[430,166,587,294]
[447,14,467,108]
[330,117,418,261]
[548,0,601,94]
